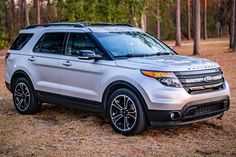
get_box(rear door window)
[33,32,66,54]
[10,33,33,50]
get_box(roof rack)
[87,23,133,27]
[25,22,133,29]
[25,22,85,29]
[115,24,134,27]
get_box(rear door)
[28,32,66,94]
[59,32,102,101]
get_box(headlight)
[141,70,183,88]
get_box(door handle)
[62,61,72,67]
[28,57,36,62]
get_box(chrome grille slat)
[175,69,224,94]
[181,79,224,87]
[188,82,224,91]
[176,72,221,79]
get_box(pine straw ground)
[0,41,236,157]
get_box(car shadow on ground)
[31,103,225,136]
[34,104,106,125]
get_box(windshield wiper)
[114,53,150,58]
[114,52,173,58]
[155,52,173,56]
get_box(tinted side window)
[33,34,44,52]
[10,33,33,50]
[33,32,66,54]
[66,33,99,56]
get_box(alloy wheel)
[110,95,137,132]
[14,82,30,112]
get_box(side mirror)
[78,50,102,60]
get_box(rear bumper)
[147,95,230,127]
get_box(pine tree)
[230,0,235,49]
[187,0,191,39]
[36,0,40,24]
[203,0,207,40]
[193,0,201,55]
[156,0,160,38]
[233,0,236,51]
[176,0,181,46]
[24,0,30,27]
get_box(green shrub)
[0,34,10,49]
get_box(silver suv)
[5,23,230,135]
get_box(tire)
[107,88,147,135]
[12,77,41,114]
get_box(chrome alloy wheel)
[110,95,137,132]
[14,83,30,112]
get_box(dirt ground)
[0,40,236,157]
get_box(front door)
[59,33,102,102]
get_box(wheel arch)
[10,70,34,92]
[102,80,149,120]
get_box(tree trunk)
[187,0,191,39]
[4,1,10,35]
[4,1,8,32]
[57,0,64,22]
[233,0,236,51]
[175,0,181,46]
[19,0,24,29]
[141,12,147,32]
[24,0,30,27]
[47,0,51,22]
[129,4,138,27]
[141,1,147,32]
[216,0,221,37]
[230,0,235,49]
[203,0,207,40]
[10,0,16,32]
[193,0,201,55]
[36,0,41,24]
[156,0,160,39]
[191,0,195,38]
[132,16,139,27]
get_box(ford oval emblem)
[203,76,214,82]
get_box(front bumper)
[147,95,230,127]
[136,75,230,126]
[139,75,230,111]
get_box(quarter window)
[10,33,33,50]
[33,32,66,54]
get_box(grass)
[0,40,236,156]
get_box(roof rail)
[115,24,134,27]
[86,22,133,27]
[25,22,134,29]
[25,22,85,29]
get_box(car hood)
[115,55,219,71]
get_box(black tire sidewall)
[12,77,40,114]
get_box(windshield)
[93,31,175,57]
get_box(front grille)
[175,69,224,94]
[182,99,229,121]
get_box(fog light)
[170,111,181,120]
